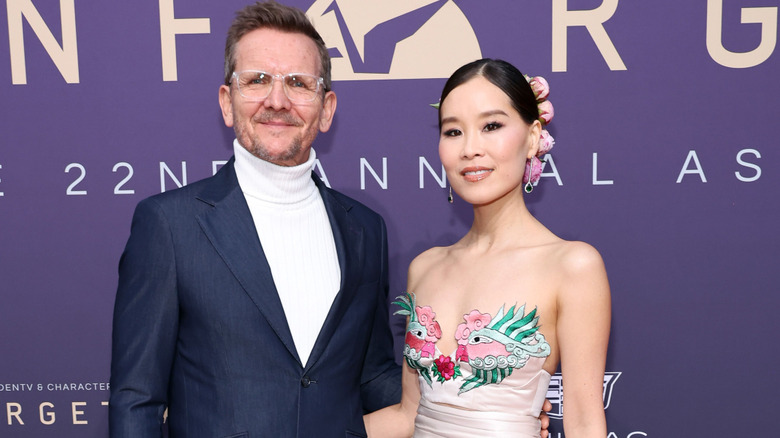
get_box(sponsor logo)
[546,371,621,419]
[306,0,481,80]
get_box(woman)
[365,59,611,437]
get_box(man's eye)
[247,74,269,85]
[287,76,314,90]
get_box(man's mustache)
[254,111,302,126]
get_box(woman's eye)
[442,129,461,137]
[484,122,502,132]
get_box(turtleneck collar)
[233,139,317,204]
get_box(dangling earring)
[448,186,454,204]
[524,159,534,194]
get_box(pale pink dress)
[413,355,550,437]
[395,293,552,438]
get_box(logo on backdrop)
[546,371,621,420]
[306,0,481,80]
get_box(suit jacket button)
[301,376,311,388]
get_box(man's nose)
[263,78,291,110]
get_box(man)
[110,2,400,436]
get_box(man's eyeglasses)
[231,71,325,103]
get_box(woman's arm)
[557,242,611,437]
[363,361,421,437]
[364,254,434,437]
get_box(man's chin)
[248,144,304,166]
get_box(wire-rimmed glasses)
[231,70,325,103]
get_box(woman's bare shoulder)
[556,240,605,273]
[408,246,448,275]
[551,240,610,302]
[406,245,454,292]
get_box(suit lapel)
[305,176,364,371]
[195,160,301,364]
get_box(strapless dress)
[394,292,551,438]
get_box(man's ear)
[318,90,337,132]
[219,84,234,128]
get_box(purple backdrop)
[2,0,778,436]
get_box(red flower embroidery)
[434,355,456,381]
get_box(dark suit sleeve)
[109,198,179,437]
[360,216,402,413]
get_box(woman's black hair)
[438,59,538,128]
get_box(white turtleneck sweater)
[233,140,341,366]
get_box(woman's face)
[438,76,540,206]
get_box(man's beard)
[235,110,305,166]
[241,130,303,164]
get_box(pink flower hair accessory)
[537,100,554,125]
[527,75,550,101]
[523,74,556,188]
[523,156,543,185]
[524,74,555,135]
[538,129,555,156]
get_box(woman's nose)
[461,133,483,159]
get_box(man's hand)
[540,399,552,438]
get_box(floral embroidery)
[394,293,551,394]
[415,306,442,358]
[458,304,551,394]
[454,310,492,362]
[433,354,461,382]
[393,292,442,385]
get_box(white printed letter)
[360,157,388,190]
[419,157,446,189]
[313,159,331,188]
[540,155,563,186]
[735,148,761,182]
[676,150,707,183]
[552,0,626,72]
[592,153,614,185]
[212,160,227,176]
[159,0,211,81]
[7,0,79,84]
[707,0,777,68]
[160,161,188,191]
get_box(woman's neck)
[462,188,537,251]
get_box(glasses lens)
[234,71,322,102]
[237,71,271,100]
[284,74,320,101]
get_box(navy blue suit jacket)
[110,158,401,437]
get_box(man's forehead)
[234,28,320,74]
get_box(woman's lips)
[461,167,493,182]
